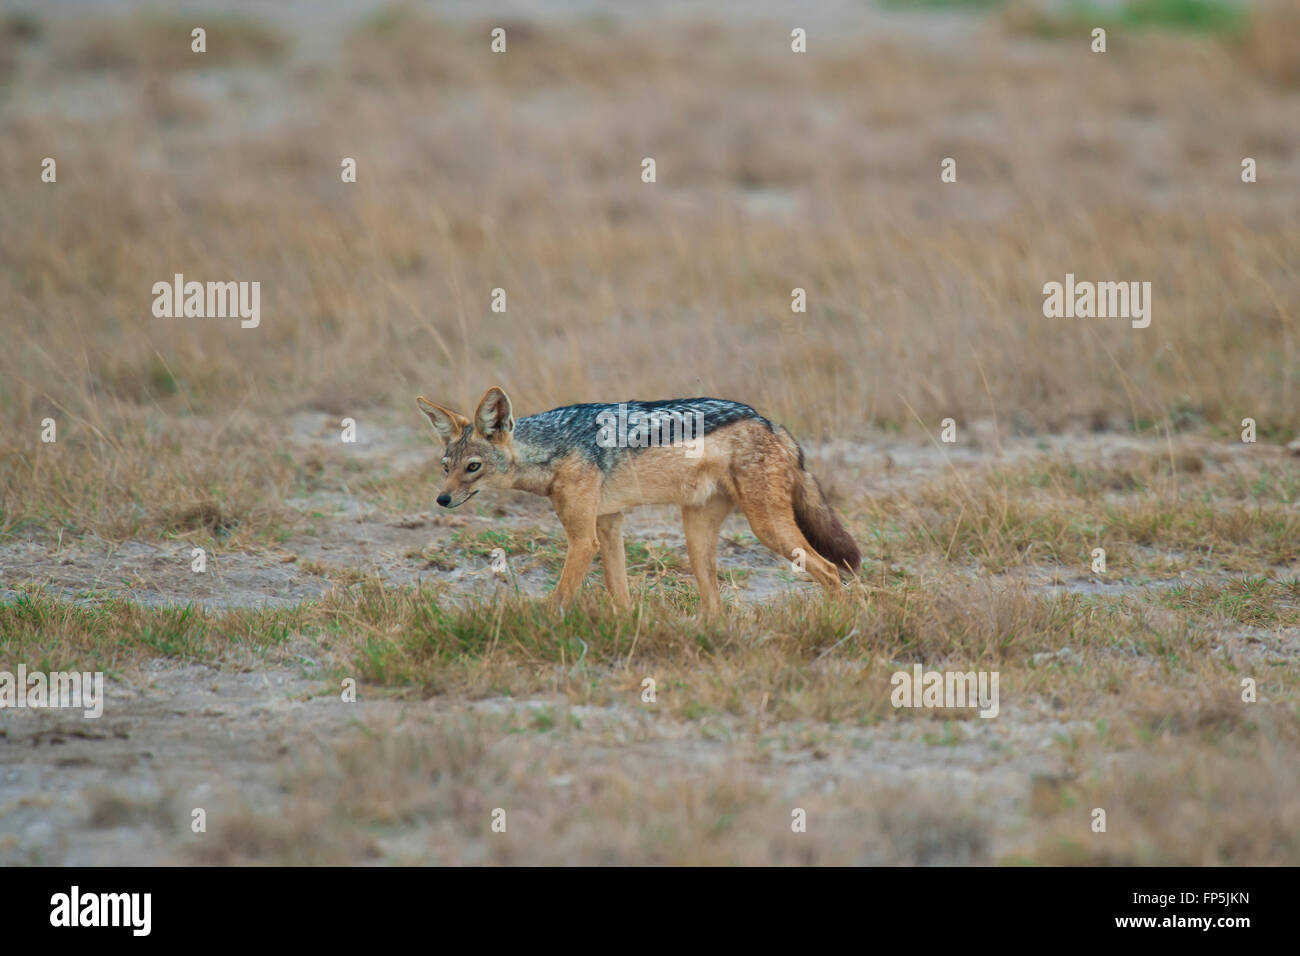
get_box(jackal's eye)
[441,459,449,474]
[466,461,482,473]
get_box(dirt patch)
[0,658,1081,865]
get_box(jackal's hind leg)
[682,495,734,617]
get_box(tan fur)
[418,388,859,616]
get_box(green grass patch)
[1162,577,1300,627]
[1007,0,1249,37]
[0,589,298,671]
[5,574,1295,725]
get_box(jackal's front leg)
[553,524,598,609]
[550,482,601,610]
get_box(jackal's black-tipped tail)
[777,427,862,576]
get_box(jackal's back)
[515,397,771,473]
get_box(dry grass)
[191,710,1004,865]
[862,454,1300,573]
[2,7,1298,540]
[1236,0,1300,88]
[50,13,287,73]
[1028,724,1300,864]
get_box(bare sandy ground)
[1,657,1092,865]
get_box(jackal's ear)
[474,386,514,441]
[416,396,471,445]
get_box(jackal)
[417,387,860,615]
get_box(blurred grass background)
[1,0,1297,539]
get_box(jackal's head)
[416,386,516,509]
